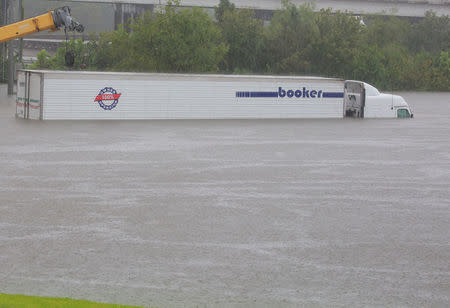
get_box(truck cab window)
[397,109,411,118]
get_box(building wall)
[71,0,450,16]
[114,3,154,29]
[69,0,450,33]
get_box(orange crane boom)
[0,6,84,43]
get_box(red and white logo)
[94,87,121,110]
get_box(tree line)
[29,0,449,91]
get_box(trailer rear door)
[16,70,42,120]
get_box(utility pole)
[18,0,23,62]
[6,0,22,95]
[7,0,18,95]
[1,0,6,84]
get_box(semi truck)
[16,70,413,120]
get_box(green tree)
[1,53,9,83]
[215,3,264,72]
[408,11,450,54]
[434,51,450,90]
[364,14,409,48]
[28,50,52,70]
[124,2,228,72]
[29,38,98,71]
[310,9,364,78]
[264,1,319,74]
[215,0,236,23]
[89,25,135,71]
[25,1,449,91]
[381,44,413,90]
[352,45,387,87]
[30,2,228,73]
[79,31,117,71]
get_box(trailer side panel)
[22,71,345,120]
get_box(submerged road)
[0,92,449,307]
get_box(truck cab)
[344,81,413,118]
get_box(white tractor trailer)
[16,70,413,120]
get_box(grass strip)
[0,293,142,308]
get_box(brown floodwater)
[0,91,449,307]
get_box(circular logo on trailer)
[94,87,121,110]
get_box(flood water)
[0,92,449,307]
